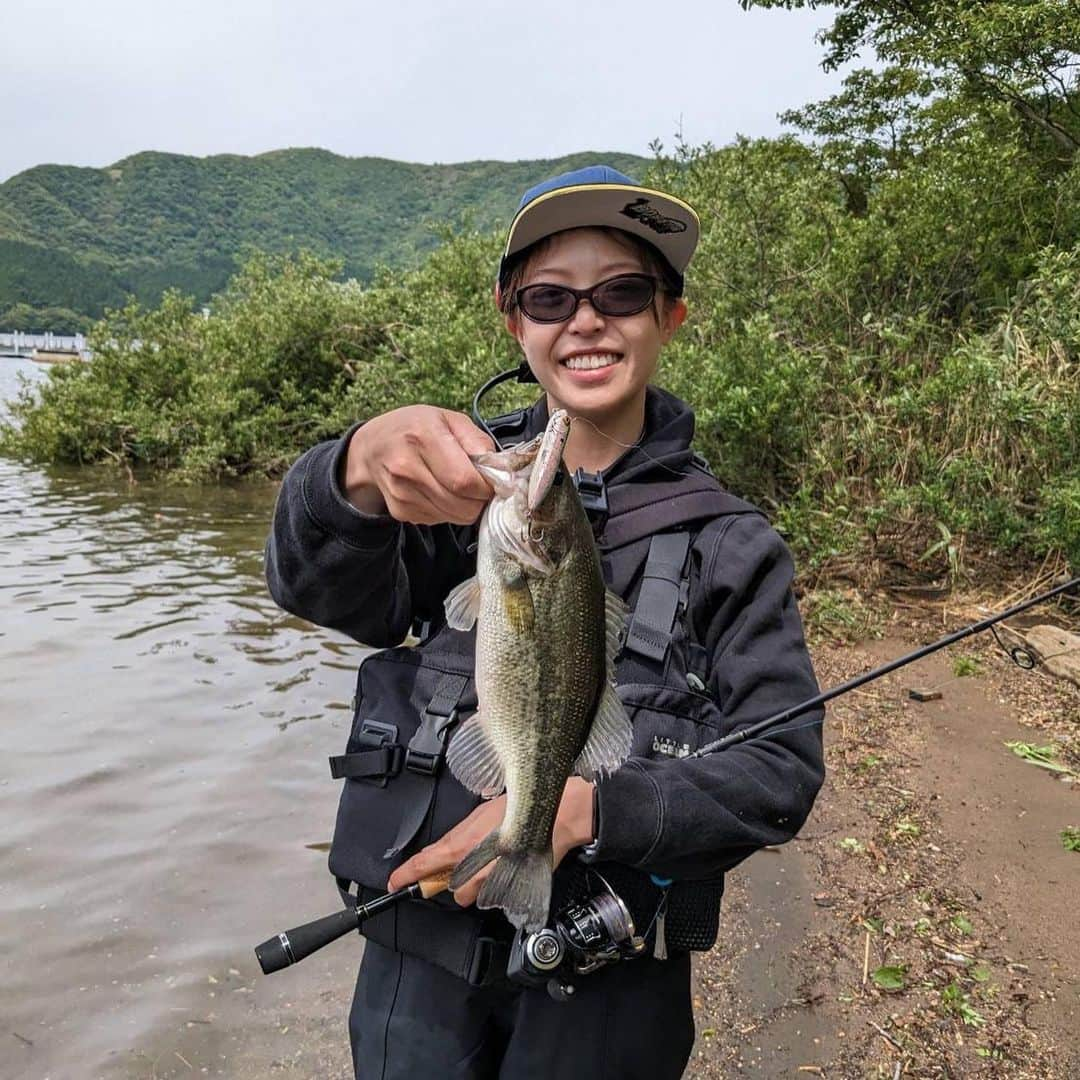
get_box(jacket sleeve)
[264,427,472,647]
[592,514,825,880]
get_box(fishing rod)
[692,573,1080,757]
[255,870,452,974]
[254,574,1077,976]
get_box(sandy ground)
[32,598,1073,1080]
[688,600,1079,1079]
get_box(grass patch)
[1005,741,1073,775]
[941,981,987,1027]
[952,655,983,678]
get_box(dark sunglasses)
[515,273,660,324]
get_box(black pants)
[349,940,695,1080]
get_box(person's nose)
[566,296,605,334]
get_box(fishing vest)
[326,420,764,986]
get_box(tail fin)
[478,850,552,932]
[450,828,502,892]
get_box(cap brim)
[502,184,699,276]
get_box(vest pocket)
[328,642,480,899]
[616,681,723,762]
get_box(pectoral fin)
[573,681,632,781]
[444,575,482,631]
[446,713,506,797]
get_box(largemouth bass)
[444,409,632,931]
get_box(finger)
[387,843,452,892]
[386,856,421,892]
[437,413,497,494]
[449,859,494,908]
[381,455,477,526]
[391,798,507,891]
[414,443,493,524]
[429,419,495,498]
[442,409,496,457]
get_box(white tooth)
[566,353,619,370]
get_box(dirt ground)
[687,592,1080,1079]
[98,592,1078,1080]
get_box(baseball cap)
[498,164,700,294]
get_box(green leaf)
[1005,742,1071,774]
[951,914,974,936]
[872,965,907,992]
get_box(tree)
[740,1,1080,161]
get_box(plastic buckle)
[405,707,457,775]
[572,468,609,532]
[356,720,400,787]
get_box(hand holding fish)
[341,405,495,523]
[386,777,596,906]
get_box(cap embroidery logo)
[619,198,688,235]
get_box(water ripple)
[0,372,373,1078]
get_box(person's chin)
[557,380,638,422]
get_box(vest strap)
[405,675,466,775]
[623,532,691,663]
[329,719,400,786]
[329,744,404,781]
[572,468,609,533]
[383,672,469,859]
[601,482,762,551]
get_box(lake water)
[1,357,362,1078]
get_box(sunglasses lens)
[516,275,658,322]
[519,285,575,322]
[593,275,655,315]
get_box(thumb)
[443,409,496,457]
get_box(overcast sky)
[2,0,842,182]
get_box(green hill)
[0,148,649,331]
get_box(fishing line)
[567,415,687,479]
[471,362,696,480]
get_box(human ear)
[661,298,688,343]
[503,313,524,346]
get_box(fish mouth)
[470,434,544,496]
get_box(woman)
[266,165,825,1079]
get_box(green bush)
[3,142,1078,578]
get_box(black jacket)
[266,387,825,954]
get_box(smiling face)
[504,228,686,435]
